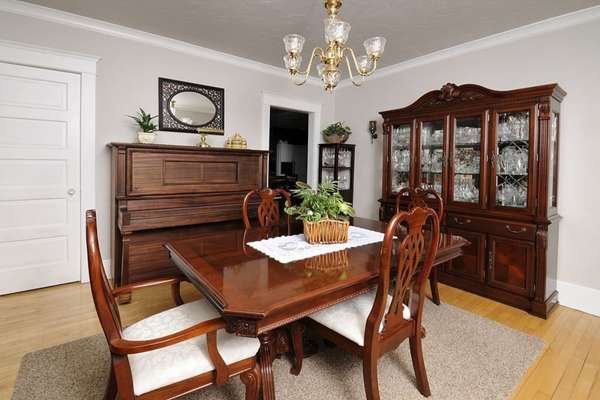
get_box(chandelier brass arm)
[291,47,324,86]
[343,47,378,87]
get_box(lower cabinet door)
[487,235,534,296]
[445,228,486,282]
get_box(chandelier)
[283,0,386,92]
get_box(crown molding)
[0,39,100,74]
[338,5,600,89]
[0,0,321,86]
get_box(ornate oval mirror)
[159,78,224,134]
[168,91,217,127]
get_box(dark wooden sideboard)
[108,143,268,291]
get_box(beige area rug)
[12,302,543,400]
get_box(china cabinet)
[379,83,565,318]
[318,143,355,203]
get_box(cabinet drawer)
[447,213,536,241]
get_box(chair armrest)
[112,276,187,298]
[109,317,227,355]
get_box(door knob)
[67,188,76,196]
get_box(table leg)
[289,322,303,376]
[429,268,441,305]
[258,332,276,400]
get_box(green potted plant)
[285,181,355,244]
[128,108,158,144]
[322,121,352,143]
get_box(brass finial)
[324,0,342,17]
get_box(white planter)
[137,131,156,144]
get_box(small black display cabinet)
[318,143,355,203]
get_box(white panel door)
[0,62,81,294]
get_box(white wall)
[334,16,600,294]
[0,11,334,262]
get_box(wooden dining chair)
[242,188,292,229]
[85,210,262,400]
[396,187,444,305]
[306,207,441,399]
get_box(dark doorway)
[269,107,309,191]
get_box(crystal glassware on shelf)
[322,148,335,167]
[432,129,443,145]
[322,168,334,183]
[338,170,350,190]
[432,149,443,172]
[338,149,351,168]
[515,149,528,174]
[393,127,410,147]
[421,151,430,170]
[499,147,516,174]
[433,174,442,193]
[454,174,478,202]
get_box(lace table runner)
[247,226,385,264]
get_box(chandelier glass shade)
[283,0,386,91]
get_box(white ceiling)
[22,0,600,68]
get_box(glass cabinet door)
[320,146,335,183]
[451,116,483,204]
[336,146,353,192]
[391,124,412,193]
[547,112,559,210]
[419,120,444,194]
[494,110,530,209]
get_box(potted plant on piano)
[285,181,355,244]
[128,108,158,144]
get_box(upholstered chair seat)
[309,290,410,346]
[123,299,261,396]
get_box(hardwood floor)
[1,281,599,399]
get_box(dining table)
[165,216,469,400]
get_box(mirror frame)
[158,77,225,134]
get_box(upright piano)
[109,142,268,293]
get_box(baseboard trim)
[80,258,111,283]
[557,280,600,317]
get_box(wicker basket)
[323,132,350,143]
[303,219,349,244]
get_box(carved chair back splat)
[85,210,261,400]
[242,188,292,229]
[306,207,440,400]
[396,187,444,219]
[396,187,444,305]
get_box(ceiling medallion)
[283,0,387,92]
